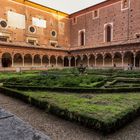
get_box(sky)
[29,0,106,14]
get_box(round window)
[51,30,57,37]
[29,26,36,33]
[0,20,7,28]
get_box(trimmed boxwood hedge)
[4,85,140,94]
[1,86,140,134]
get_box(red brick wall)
[0,0,70,48]
[70,0,140,48]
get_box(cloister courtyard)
[0,0,140,139]
[1,68,140,139]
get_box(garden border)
[4,85,140,94]
[1,86,140,134]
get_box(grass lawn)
[1,69,140,133]
[23,91,140,123]
[2,69,140,88]
[0,71,39,81]
[18,90,140,133]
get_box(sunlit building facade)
[0,0,140,69]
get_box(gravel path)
[0,93,140,140]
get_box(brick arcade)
[0,0,140,70]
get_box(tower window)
[93,10,99,19]
[72,17,77,25]
[105,24,113,42]
[79,30,85,46]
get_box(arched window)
[105,24,112,42]
[79,30,85,46]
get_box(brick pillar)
[75,57,77,67]
[32,55,34,67]
[133,53,136,68]
[62,57,64,67]
[112,55,114,67]
[122,54,124,68]
[87,56,90,67]
[95,55,97,68]
[103,55,105,67]
[56,57,58,67]
[68,57,71,67]
[48,56,51,67]
[40,56,43,67]
[22,55,24,67]
[12,55,14,67]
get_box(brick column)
[22,55,24,67]
[95,55,97,68]
[122,54,124,68]
[11,55,14,67]
[56,56,58,67]
[87,56,90,67]
[40,56,42,67]
[75,57,77,67]
[48,56,51,67]
[112,54,114,67]
[133,53,136,68]
[103,55,105,67]
[32,55,34,67]
[68,57,71,67]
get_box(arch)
[79,30,85,46]
[2,53,12,67]
[14,53,23,67]
[71,56,75,67]
[76,55,81,67]
[113,52,122,67]
[42,55,49,67]
[89,54,95,67]
[96,54,103,67]
[50,55,56,68]
[57,56,63,67]
[82,55,88,67]
[105,24,112,42]
[104,53,112,67]
[124,51,134,67]
[136,51,140,67]
[34,54,41,66]
[24,54,32,67]
[64,56,69,67]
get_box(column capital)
[68,57,71,60]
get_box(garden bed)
[1,86,140,134]
[4,85,140,94]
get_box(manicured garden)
[1,68,140,134]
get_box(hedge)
[3,85,140,94]
[1,86,140,134]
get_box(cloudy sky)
[29,0,106,14]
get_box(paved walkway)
[0,93,140,140]
[0,108,50,140]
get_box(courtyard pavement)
[0,108,50,140]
